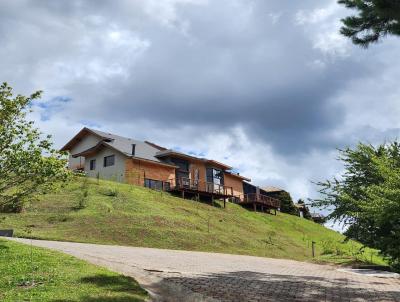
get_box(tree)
[313,142,400,270]
[277,191,298,215]
[0,83,70,212]
[338,0,400,47]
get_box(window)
[144,178,164,190]
[103,155,115,167]
[206,167,224,185]
[89,159,96,170]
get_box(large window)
[89,159,96,170]
[206,167,224,185]
[103,155,115,167]
[144,178,166,190]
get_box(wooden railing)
[241,193,280,208]
[168,177,234,196]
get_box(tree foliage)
[313,142,400,269]
[277,191,298,216]
[0,83,70,212]
[338,0,400,47]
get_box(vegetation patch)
[0,239,148,302]
[0,178,387,267]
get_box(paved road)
[9,238,400,302]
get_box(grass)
[0,238,148,302]
[0,177,388,266]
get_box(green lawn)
[0,239,148,302]
[0,177,387,266]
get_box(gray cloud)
[1,0,400,205]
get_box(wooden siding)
[125,158,175,186]
[224,173,244,197]
[189,161,207,183]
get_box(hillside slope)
[0,177,385,265]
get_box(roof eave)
[60,127,106,152]
[128,156,178,168]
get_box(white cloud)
[295,1,351,58]
[313,31,350,58]
[143,0,206,32]
[295,1,338,25]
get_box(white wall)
[68,134,102,170]
[85,147,127,182]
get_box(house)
[262,186,285,198]
[61,127,280,210]
[310,212,325,224]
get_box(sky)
[2,0,400,227]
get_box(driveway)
[8,238,400,302]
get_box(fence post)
[312,241,316,258]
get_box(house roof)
[62,127,244,174]
[155,150,233,170]
[262,186,285,193]
[224,171,251,182]
[61,127,166,163]
[311,212,324,219]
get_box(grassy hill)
[0,239,147,301]
[0,177,386,266]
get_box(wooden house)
[61,127,280,210]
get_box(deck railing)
[241,193,280,208]
[168,177,234,196]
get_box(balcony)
[167,177,234,197]
[239,193,280,209]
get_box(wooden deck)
[159,177,280,212]
[166,177,234,206]
[169,177,233,196]
[238,193,280,213]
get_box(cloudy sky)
[2,0,400,220]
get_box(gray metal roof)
[262,186,285,193]
[88,128,163,162]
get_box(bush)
[76,177,89,209]
[102,187,119,197]
[47,214,73,224]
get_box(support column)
[253,203,256,212]
[182,190,185,199]
[223,198,226,208]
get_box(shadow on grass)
[0,242,9,250]
[81,274,143,292]
[53,274,147,302]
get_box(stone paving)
[8,238,400,302]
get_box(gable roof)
[262,186,285,193]
[61,127,165,163]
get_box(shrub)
[76,177,89,209]
[102,187,119,197]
